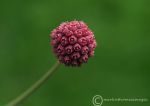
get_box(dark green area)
[0,0,150,106]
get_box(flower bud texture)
[50,21,97,67]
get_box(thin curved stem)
[5,61,61,106]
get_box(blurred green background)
[0,0,150,106]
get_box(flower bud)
[50,20,97,67]
[65,45,73,54]
[69,36,77,44]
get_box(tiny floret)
[50,20,97,67]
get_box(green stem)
[5,61,61,106]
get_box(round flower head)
[50,20,97,67]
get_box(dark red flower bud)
[68,23,77,31]
[66,30,73,37]
[86,36,94,44]
[81,55,88,63]
[55,33,62,42]
[51,40,57,47]
[89,51,94,57]
[57,45,64,54]
[74,29,83,38]
[64,56,71,64]
[78,37,87,46]
[69,36,77,44]
[50,20,97,67]
[71,52,80,60]
[81,46,89,54]
[65,45,73,54]
[73,43,81,51]
[88,43,96,51]
[61,36,68,46]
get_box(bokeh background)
[0,0,150,106]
